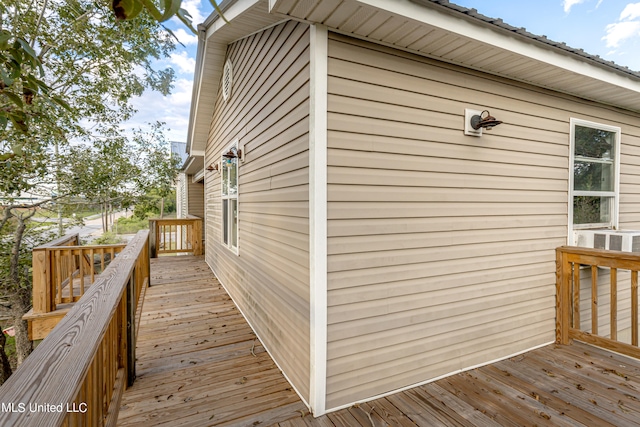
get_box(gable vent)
[222,60,233,102]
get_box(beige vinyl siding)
[186,179,204,219]
[204,21,311,401]
[575,269,637,344]
[176,173,187,218]
[325,33,640,409]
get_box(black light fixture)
[222,147,242,159]
[470,110,503,130]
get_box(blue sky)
[450,0,640,69]
[127,0,640,144]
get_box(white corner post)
[309,23,328,417]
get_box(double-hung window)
[221,141,239,252]
[570,119,620,230]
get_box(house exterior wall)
[187,179,205,219]
[204,20,312,402]
[176,173,187,218]
[324,33,640,409]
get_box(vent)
[222,60,233,102]
[575,230,640,252]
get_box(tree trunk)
[0,332,12,385]
[11,289,32,366]
[160,197,165,219]
[9,214,34,365]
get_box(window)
[221,141,239,252]
[570,119,620,229]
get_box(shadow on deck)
[118,257,640,427]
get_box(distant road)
[63,211,130,239]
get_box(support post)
[149,220,157,258]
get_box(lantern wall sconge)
[206,162,219,172]
[464,108,503,137]
[222,146,243,160]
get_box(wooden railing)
[556,246,640,359]
[0,230,150,427]
[31,234,126,314]
[149,217,203,257]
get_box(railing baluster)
[79,249,85,298]
[56,250,63,304]
[591,265,598,335]
[611,267,617,341]
[632,270,638,347]
[68,248,75,303]
[573,263,580,329]
[556,247,640,359]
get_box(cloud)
[620,2,640,20]
[169,51,196,74]
[175,0,207,26]
[124,77,195,142]
[603,20,640,47]
[563,0,586,13]
[602,3,640,48]
[172,28,198,46]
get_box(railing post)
[193,219,203,256]
[556,248,571,345]
[149,219,157,258]
[32,248,54,313]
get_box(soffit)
[269,0,640,112]
[188,0,283,154]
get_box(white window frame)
[568,118,621,239]
[221,140,239,254]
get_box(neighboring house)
[186,0,640,417]
[172,141,205,220]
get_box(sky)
[122,0,213,144]
[125,0,640,145]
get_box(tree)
[133,122,180,218]
[0,0,176,380]
[66,138,141,232]
[112,0,227,31]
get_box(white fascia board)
[359,0,640,93]
[309,24,328,417]
[186,28,207,155]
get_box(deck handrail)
[556,246,640,359]
[32,234,127,314]
[148,217,202,257]
[0,230,150,427]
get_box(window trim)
[568,118,621,241]
[221,139,239,254]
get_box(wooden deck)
[118,257,640,427]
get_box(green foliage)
[112,0,227,32]
[133,188,175,219]
[92,231,124,245]
[116,215,149,234]
[1,0,177,202]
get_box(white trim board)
[309,23,328,417]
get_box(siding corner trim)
[309,23,328,417]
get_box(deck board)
[118,256,640,427]
[117,256,308,427]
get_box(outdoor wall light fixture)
[222,147,242,159]
[470,110,502,130]
[206,163,219,172]
[464,108,503,137]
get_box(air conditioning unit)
[574,230,640,252]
